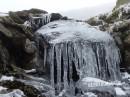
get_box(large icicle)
[37,20,121,95]
[55,44,62,92]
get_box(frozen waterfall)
[37,20,121,95]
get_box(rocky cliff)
[87,3,130,72]
[116,0,130,8]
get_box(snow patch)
[122,72,130,79]
[24,69,36,73]
[81,77,111,87]
[83,92,97,97]
[115,87,126,96]
[0,76,14,82]
[81,77,122,88]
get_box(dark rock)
[87,17,103,26]
[0,41,10,73]
[61,16,68,20]
[13,8,47,22]
[0,80,45,97]
[0,23,13,38]
[9,11,24,24]
[50,13,62,21]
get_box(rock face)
[87,3,130,71]
[0,9,39,72]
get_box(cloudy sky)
[0,0,117,13]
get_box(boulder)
[50,13,62,21]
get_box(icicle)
[62,43,69,89]
[68,42,75,95]
[44,48,47,67]
[50,46,55,95]
[55,44,61,92]
[42,14,51,25]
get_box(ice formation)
[24,13,51,29]
[37,20,121,95]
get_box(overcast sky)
[0,0,117,13]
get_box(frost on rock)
[107,3,130,20]
[37,20,121,95]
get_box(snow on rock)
[115,87,126,96]
[0,76,14,82]
[122,72,130,79]
[107,3,130,20]
[24,69,36,73]
[0,86,7,92]
[79,77,122,88]
[0,89,25,97]
[82,92,97,97]
[81,77,111,87]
